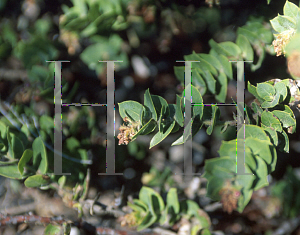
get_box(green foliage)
[119,76,298,213]
[271,166,300,218]
[44,224,61,235]
[0,102,91,194]
[270,1,299,34]
[118,85,222,148]
[117,1,300,217]
[141,166,174,189]
[270,0,300,62]
[173,18,273,103]
[0,1,299,234]
[59,0,132,73]
[44,223,71,235]
[125,186,211,233]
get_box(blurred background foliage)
[0,0,300,234]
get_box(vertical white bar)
[53,61,71,175]
[184,61,193,183]
[98,61,123,176]
[235,61,252,175]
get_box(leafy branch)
[117,1,300,225]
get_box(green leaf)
[133,199,148,211]
[137,211,157,231]
[204,157,236,176]
[182,200,199,216]
[44,224,61,235]
[205,106,220,135]
[253,157,269,190]
[283,105,295,118]
[191,84,203,104]
[261,123,278,146]
[190,85,204,120]
[0,164,23,179]
[193,68,207,95]
[24,174,51,188]
[18,149,33,175]
[219,41,242,58]
[245,105,254,124]
[217,54,233,79]
[7,127,24,160]
[218,140,236,157]
[32,137,48,174]
[245,147,258,174]
[0,159,18,165]
[149,120,175,149]
[278,130,290,153]
[174,66,184,83]
[272,110,296,128]
[151,95,169,118]
[274,82,288,102]
[215,72,227,103]
[252,102,263,119]
[247,82,257,96]
[166,188,180,214]
[190,52,218,76]
[237,185,254,212]
[257,83,275,101]
[140,106,144,125]
[245,146,257,171]
[261,110,282,132]
[245,137,273,165]
[133,119,156,137]
[258,28,274,44]
[174,95,184,127]
[157,106,164,133]
[283,1,300,18]
[285,34,300,57]
[39,115,54,134]
[184,200,210,229]
[199,69,216,94]
[267,0,271,4]
[0,121,8,150]
[79,42,112,74]
[144,89,157,121]
[128,201,147,213]
[171,118,192,146]
[191,225,201,235]
[209,39,241,59]
[203,175,227,200]
[21,124,30,140]
[198,53,222,71]
[138,186,165,217]
[118,101,143,123]
[247,82,265,104]
[65,137,81,155]
[139,186,162,208]
[261,93,280,108]
[270,15,296,33]
[237,27,258,44]
[28,65,49,83]
[269,145,277,172]
[237,125,269,141]
[209,39,230,57]
[236,35,254,61]
[58,175,66,188]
